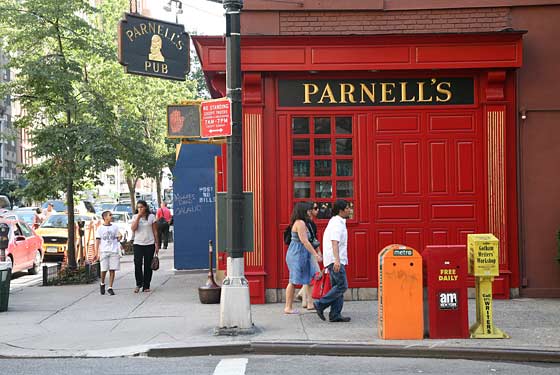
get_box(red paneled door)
[279,108,485,288]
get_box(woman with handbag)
[297,201,322,310]
[284,202,322,314]
[131,200,159,293]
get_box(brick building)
[193,1,560,301]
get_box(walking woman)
[284,202,322,314]
[131,200,159,293]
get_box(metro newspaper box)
[423,245,469,339]
[378,244,423,340]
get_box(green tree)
[0,0,118,269]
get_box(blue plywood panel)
[172,144,221,270]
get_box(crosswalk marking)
[213,358,248,375]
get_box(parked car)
[0,218,44,275]
[111,211,133,243]
[12,207,40,227]
[35,213,99,262]
[41,200,67,213]
[112,203,133,215]
[0,195,11,209]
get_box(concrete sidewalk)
[1,244,559,362]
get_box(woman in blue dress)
[284,202,323,314]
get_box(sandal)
[143,288,151,293]
[134,287,140,293]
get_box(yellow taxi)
[36,213,99,262]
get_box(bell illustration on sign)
[149,35,165,62]
[169,109,184,134]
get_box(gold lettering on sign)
[400,82,416,102]
[360,83,376,103]
[339,83,356,104]
[318,84,337,104]
[294,78,463,105]
[417,81,432,102]
[381,82,396,103]
[303,83,319,104]
[436,82,452,102]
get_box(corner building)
[193,1,560,302]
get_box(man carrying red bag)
[313,199,352,323]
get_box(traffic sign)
[200,98,232,138]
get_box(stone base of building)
[265,287,520,303]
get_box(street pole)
[217,0,253,333]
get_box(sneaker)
[107,288,115,296]
[100,284,105,295]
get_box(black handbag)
[151,255,160,271]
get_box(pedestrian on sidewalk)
[297,201,321,310]
[156,201,172,250]
[284,202,322,315]
[131,200,159,293]
[96,211,122,296]
[314,199,352,323]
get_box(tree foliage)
[0,0,118,268]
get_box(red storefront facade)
[194,31,522,302]
[193,1,560,301]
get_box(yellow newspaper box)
[378,244,423,340]
[467,233,509,339]
[468,233,499,276]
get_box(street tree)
[91,0,197,209]
[0,0,118,269]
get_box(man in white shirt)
[314,199,352,323]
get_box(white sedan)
[111,211,133,243]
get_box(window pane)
[314,160,331,176]
[293,160,310,177]
[292,117,309,134]
[294,181,310,198]
[317,202,333,219]
[314,139,331,155]
[336,160,353,176]
[337,181,354,198]
[315,181,332,198]
[336,117,352,134]
[314,117,331,134]
[293,139,310,156]
[336,139,352,155]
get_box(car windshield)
[41,214,69,228]
[111,213,127,223]
[15,212,35,224]
[113,204,132,213]
[101,203,115,210]
[42,200,67,212]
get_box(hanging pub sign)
[118,13,190,80]
[278,77,474,107]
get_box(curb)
[145,341,560,363]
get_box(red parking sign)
[200,98,232,138]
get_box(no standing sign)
[200,98,232,138]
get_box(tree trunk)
[66,181,77,269]
[126,176,137,212]
[156,171,163,206]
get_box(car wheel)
[28,250,42,275]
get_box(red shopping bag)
[311,269,331,299]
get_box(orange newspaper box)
[378,244,423,340]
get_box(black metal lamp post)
[217,0,253,332]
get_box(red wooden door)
[278,108,485,288]
[368,109,486,269]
